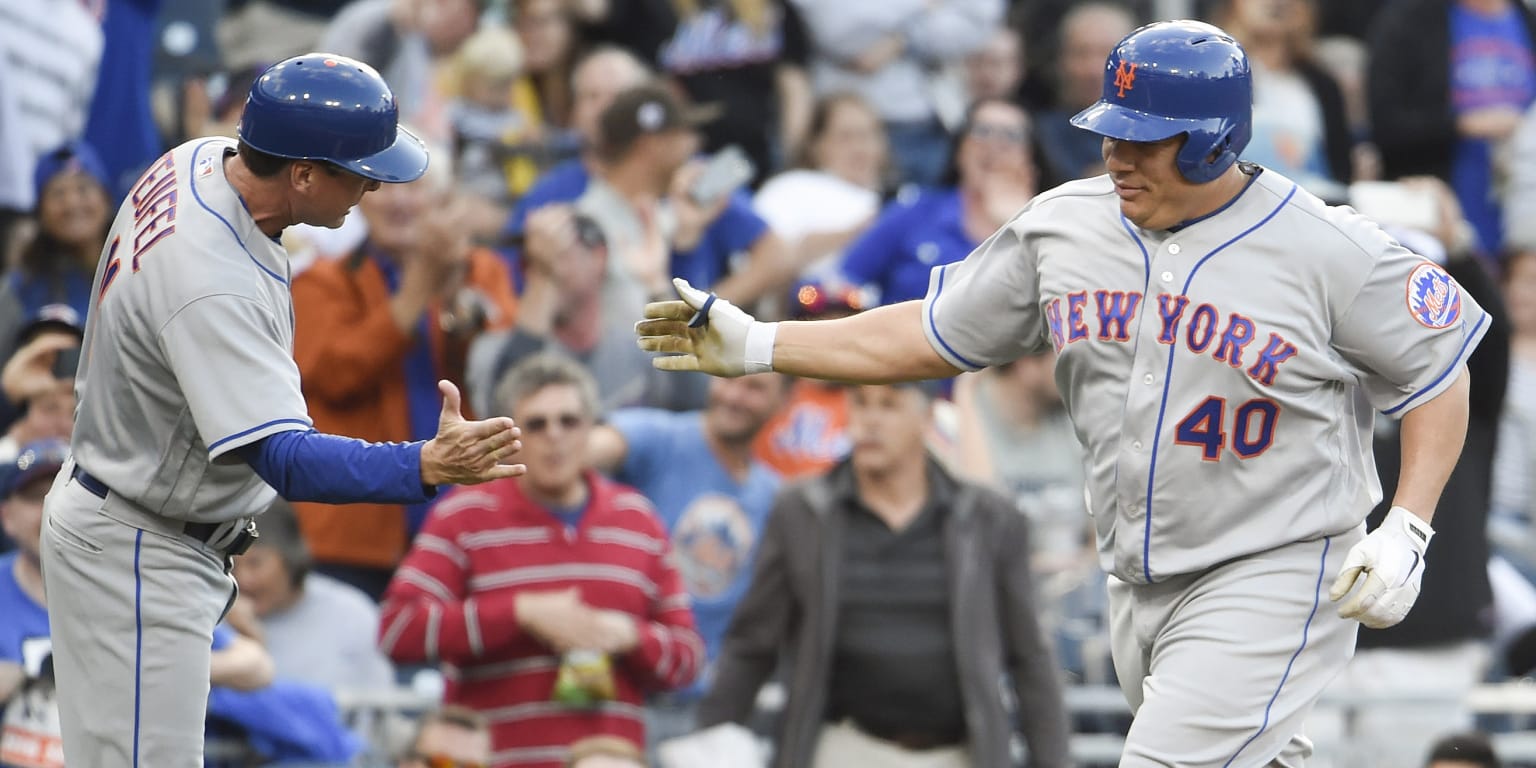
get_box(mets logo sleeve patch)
[1405,262,1462,329]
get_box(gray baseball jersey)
[71,137,312,524]
[923,169,1488,585]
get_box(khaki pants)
[811,721,970,768]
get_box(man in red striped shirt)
[379,353,703,768]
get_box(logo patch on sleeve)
[1405,262,1461,329]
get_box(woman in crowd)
[751,93,888,286]
[834,98,1035,306]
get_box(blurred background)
[4,0,1536,767]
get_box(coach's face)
[1103,135,1201,230]
[292,161,381,229]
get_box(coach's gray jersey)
[923,169,1488,584]
[71,138,312,523]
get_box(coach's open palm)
[635,278,759,376]
[420,380,525,485]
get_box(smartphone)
[690,145,755,206]
[1347,181,1440,233]
[53,347,81,379]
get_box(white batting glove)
[634,278,778,377]
[1327,506,1435,629]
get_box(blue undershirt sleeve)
[233,430,439,505]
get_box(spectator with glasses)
[399,706,492,768]
[835,98,1035,307]
[380,354,701,768]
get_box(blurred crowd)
[9,0,1536,766]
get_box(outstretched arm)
[636,279,960,383]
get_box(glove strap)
[1390,505,1435,553]
[744,321,778,375]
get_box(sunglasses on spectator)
[967,123,1029,144]
[408,754,487,768]
[521,413,586,434]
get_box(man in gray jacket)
[696,382,1072,768]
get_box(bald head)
[572,48,652,147]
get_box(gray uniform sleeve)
[158,294,312,459]
[921,220,1049,371]
[1331,245,1489,417]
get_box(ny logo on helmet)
[1114,60,1138,98]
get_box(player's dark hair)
[237,140,292,178]
[1425,732,1501,768]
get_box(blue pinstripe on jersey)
[207,417,313,454]
[925,265,985,370]
[1381,311,1488,415]
[1136,182,1297,583]
[132,529,143,767]
[1223,536,1331,767]
[186,140,287,285]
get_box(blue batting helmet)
[238,53,428,183]
[1069,20,1252,184]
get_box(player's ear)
[288,160,318,193]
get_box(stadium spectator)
[498,46,652,281]
[291,154,519,600]
[1368,0,1536,255]
[1210,0,1353,197]
[963,26,1025,104]
[657,0,814,187]
[750,281,860,480]
[446,24,535,210]
[319,0,485,141]
[0,440,276,767]
[0,305,81,464]
[0,0,102,218]
[231,499,396,692]
[1493,245,1536,577]
[511,0,582,139]
[471,214,699,418]
[1030,2,1138,188]
[697,383,1072,768]
[577,83,787,306]
[379,353,702,768]
[587,373,786,752]
[0,143,110,375]
[836,98,1035,307]
[399,706,493,768]
[217,0,350,71]
[751,93,886,285]
[1426,732,1504,768]
[792,0,1005,186]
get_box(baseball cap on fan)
[597,84,722,160]
[0,439,69,499]
[15,304,84,349]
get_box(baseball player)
[40,54,524,767]
[637,21,1485,767]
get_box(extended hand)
[1328,506,1434,629]
[515,588,615,653]
[634,278,775,377]
[420,380,525,485]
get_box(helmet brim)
[1069,101,1218,144]
[332,125,429,183]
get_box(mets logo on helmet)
[1406,262,1461,329]
[1115,60,1138,97]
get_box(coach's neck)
[225,154,296,238]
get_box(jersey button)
[1132,441,1144,450]
[1168,243,1182,255]
[1161,271,1174,283]
[1143,374,1154,385]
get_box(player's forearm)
[772,300,962,383]
[235,431,437,505]
[1392,366,1472,524]
[209,636,275,691]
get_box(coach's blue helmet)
[238,53,428,183]
[1070,20,1252,184]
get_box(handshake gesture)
[1328,506,1435,629]
[634,278,777,377]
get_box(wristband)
[744,321,778,374]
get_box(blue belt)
[70,466,259,555]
